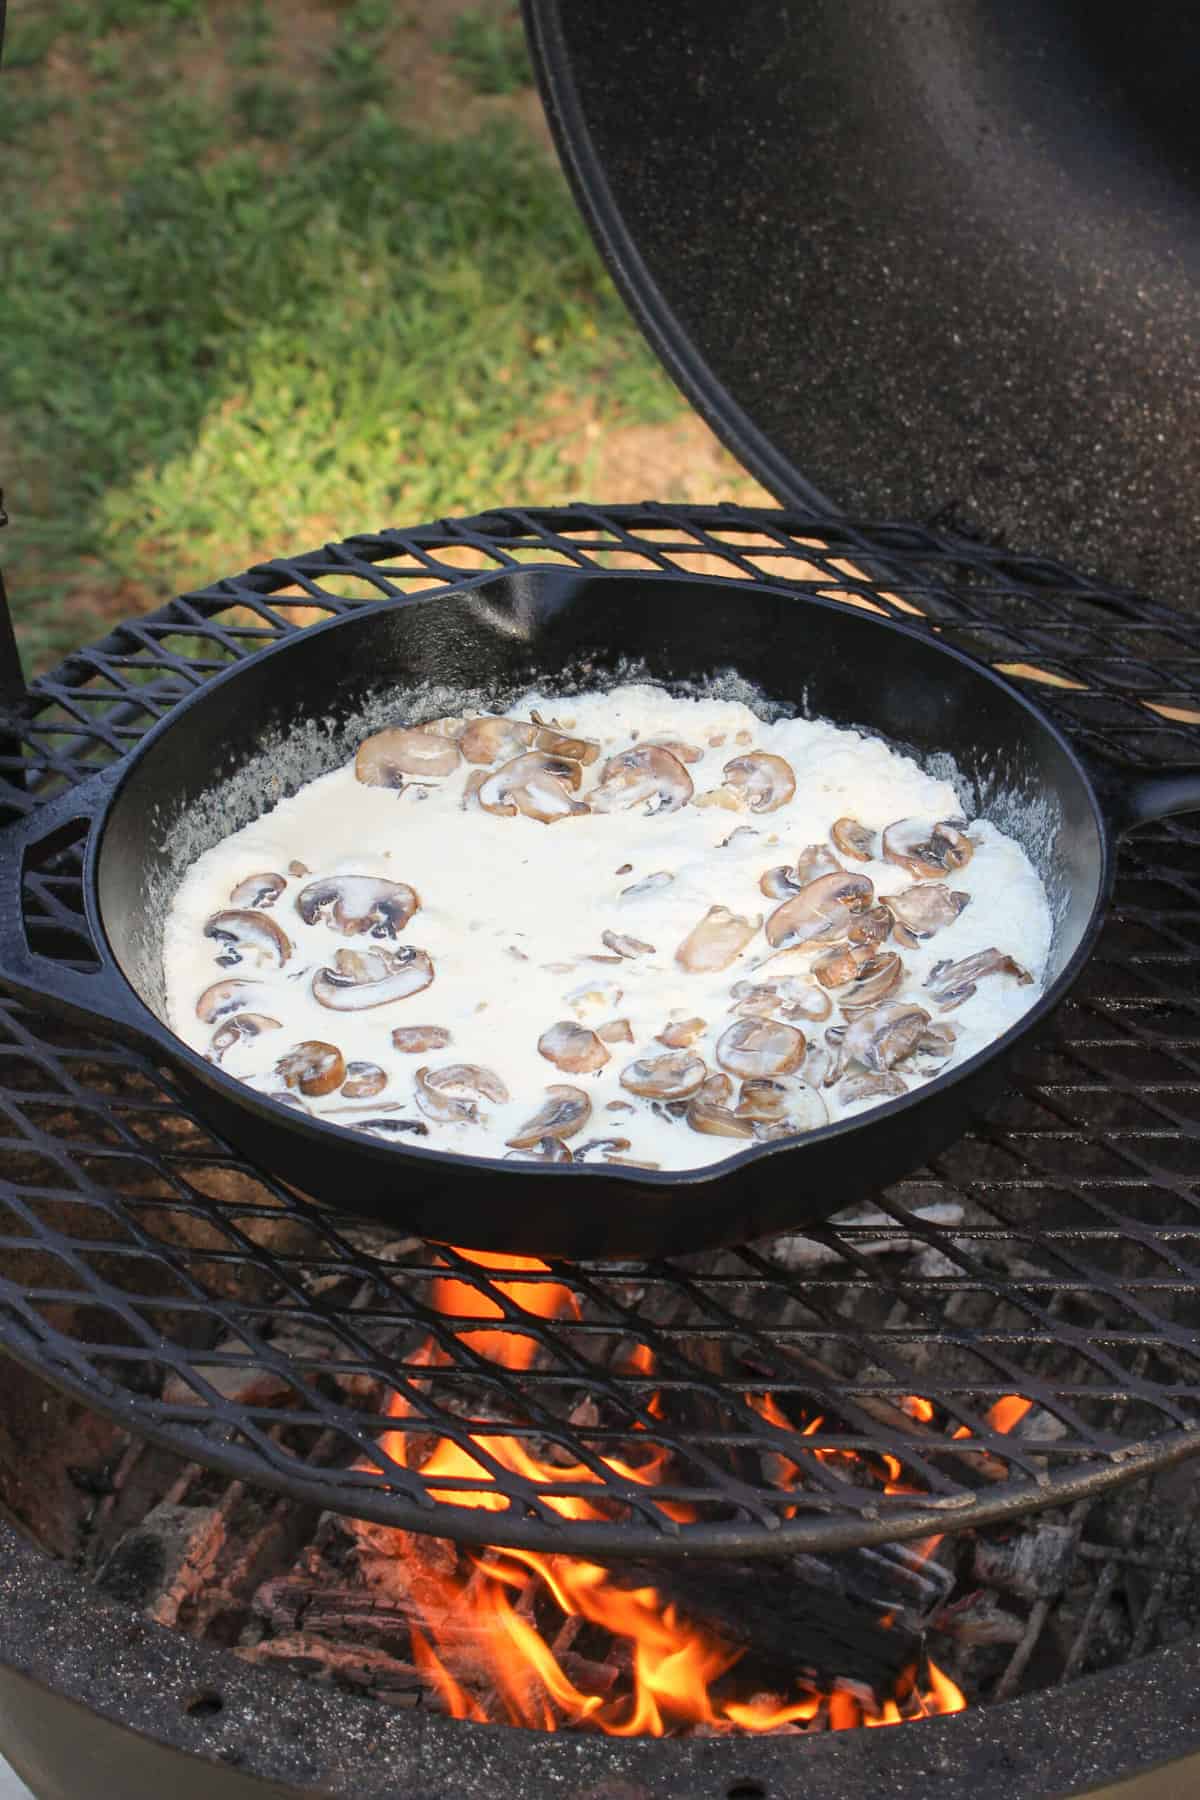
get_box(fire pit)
[2,506,1200,1796]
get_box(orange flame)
[359,1254,971,1735]
[988,1394,1034,1436]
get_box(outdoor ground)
[0,0,768,672]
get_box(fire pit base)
[2,1516,1199,1800]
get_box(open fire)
[348,1249,1029,1735]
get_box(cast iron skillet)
[0,569,1197,1259]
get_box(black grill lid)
[525,0,1200,609]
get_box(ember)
[352,1248,979,1734]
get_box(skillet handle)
[0,769,157,1042]
[1087,759,1200,838]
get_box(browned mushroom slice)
[462,769,488,813]
[196,978,278,1024]
[913,1021,958,1073]
[719,825,760,850]
[764,872,874,951]
[848,903,894,950]
[619,1051,707,1100]
[885,883,970,948]
[841,1071,908,1104]
[423,715,468,739]
[722,752,795,814]
[882,818,974,881]
[675,905,762,972]
[685,1095,757,1138]
[606,1099,635,1113]
[391,1025,451,1054]
[312,945,434,1010]
[276,1040,346,1097]
[926,948,1033,1010]
[597,1018,635,1044]
[355,726,462,786]
[229,872,286,909]
[605,1156,663,1169]
[288,860,310,879]
[204,910,293,970]
[459,717,537,765]
[505,1138,573,1163]
[601,929,655,959]
[733,1078,792,1122]
[839,1001,932,1075]
[506,1085,591,1148]
[732,978,835,1025]
[589,745,694,816]
[538,1021,610,1074]
[573,1136,633,1161]
[657,1016,707,1048]
[415,1063,510,1124]
[696,1071,733,1106]
[831,818,878,862]
[642,733,704,764]
[715,1018,807,1079]
[812,943,866,989]
[479,751,588,823]
[296,876,419,940]
[530,713,601,765]
[839,952,905,1016]
[736,1078,828,1134]
[620,870,674,900]
[208,1012,281,1064]
[341,1061,388,1099]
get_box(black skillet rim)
[77,567,1117,1194]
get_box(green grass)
[443,5,531,96]
[0,0,679,672]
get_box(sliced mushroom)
[619,1052,707,1100]
[538,1022,611,1074]
[812,943,867,990]
[208,1012,281,1064]
[715,1018,807,1079]
[722,752,795,814]
[839,951,905,1014]
[759,843,847,899]
[926,948,1033,1010]
[312,945,434,1010]
[423,715,468,739]
[341,1061,388,1099]
[606,1099,635,1114]
[882,819,974,881]
[573,1136,633,1161]
[505,1138,573,1163]
[836,1001,932,1079]
[352,1117,430,1141]
[479,751,588,823]
[841,1071,908,1104]
[643,733,704,764]
[355,726,462,786]
[597,1018,635,1044]
[848,903,895,950]
[764,872,875,951]
[620,870,674,900]
[530,713,601,765]
[391,1024,452,1053]
[730,979,833,1024]
[885,884,970,947]
[288,860,310,879]
[601,929,655,959]
[657,1016,707,1048]
[693,787,745,812]
[589,745,694,816]
[204,910,293,970]
[685,1096,757,1138]
[719,825,760,850]
[733,1078,793,1123]
[736,1077,828,1134]
[462,769,488,812]
[697,1071,733,1105]
[459,716,537,765]
[297,876,419,940]
[229,872,286,909]
[506,1085,591,1148]
[675,905,762,973]
[275,1041,346,1097]
[831,817,877,862]
[604,1156,662,1169]
[913,1021,958,1073]
[415,1063,510,1124]
[196,978,278,1024]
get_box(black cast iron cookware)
[0,569,1196,1258]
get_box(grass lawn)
[0,0,765,672]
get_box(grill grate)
[3,503,1200,1557]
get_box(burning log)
[95,1502,225,1628]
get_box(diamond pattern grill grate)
[2,503,1200,1557]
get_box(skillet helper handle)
[0,768,151,1040]
[1089,761,1200,838]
